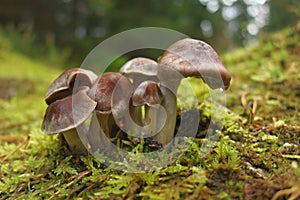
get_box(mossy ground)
[0,23,299,200]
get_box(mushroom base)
[62,129,88,155]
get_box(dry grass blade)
[47,170,91,200]
[251,98,258,116]
[0,136,30,163]
[241,91,248,108]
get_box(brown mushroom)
[132,80,164,138]
[118,58,160,135]
[41,87,97,155]
[119,57,158,87]
[87,72,130,138]
[132,80,162,106]
[45,68,97,105]
[157,38,231,90]
[151,38,231,146]
[119,39,231,147]
[87,72,133,152]
[120,58,182,145]
[119,57,182,146]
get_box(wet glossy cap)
[132,80,162,106]
[42,87,97,134]
[45,68,97,105]
[157,38,231,90]
[119,57,158,77]
[88,72,132,114]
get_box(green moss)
[1,23,300,199]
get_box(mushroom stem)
[95,112,114,138]
[143,104,165,138]
[144,105,153,135]
[87,112,114,153]
[152,87,177,146]
[128,104,143,136]
[62,125,88,155]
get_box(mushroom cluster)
[41,38,231,155]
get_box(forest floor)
[0,23,299,200]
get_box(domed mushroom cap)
[88,72,132,114]
[157,38,231,90]
[120,57,158,77]
[42,87,97,134]
[45,68,97,105]
[132,80,162,106]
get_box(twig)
[66,184,85,200]
[0,136,30,163]
[47,170,91,200]
[46,180,63,191]
[77,182,101,197]
[46,169,90,191]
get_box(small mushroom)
[119,57,179,146]
[132,80,162,106]
[87,72,133,152]
[45,68,97,105]
[88,72,129,138]
[119,58,159,134]
[132,80,165,138]
[41,87,97,155]
[153,38,231,146]
[42,68,98,154]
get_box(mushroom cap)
[42,87,97,134]
[88,72,132,114]
[119,57,159,89]
[45,68,97,105]
[120,57,158,77]
[157,38,231,90]
[132,80,162,106]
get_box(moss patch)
[0,23,300,199]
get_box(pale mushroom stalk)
[124,103,143,137]
[152,66,182,146]
[130,105,143,128]
[152,87,176,145]
[143,105,156,136]
[61,124,88,154]
[94,112,115,138]
[87,112,114,153]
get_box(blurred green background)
[0,0,298,69]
